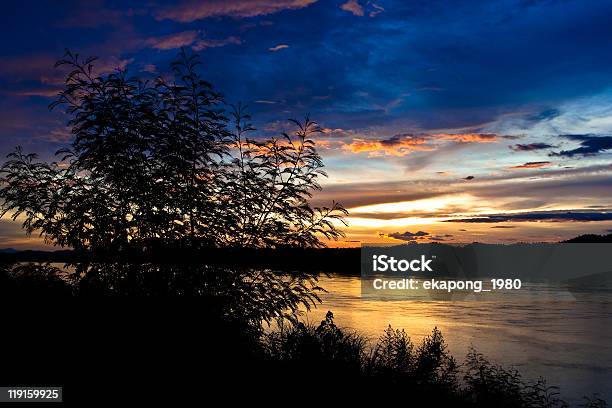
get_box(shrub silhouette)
[463,347,568,407]
[263,311,366,377]
[366,325,415,376]
[260,313,599,406]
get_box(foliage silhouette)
[464,347,568,407]
[263,311,366,378]
[0,262,323,329]
[0,49,346,253]
[223,103,347,247]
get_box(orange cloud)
[432,133,498,142]
[342,135,432,156]
[340,132,499,156]
[156,0,318,22]
[320,128,355,138]
[340,0,364,16]
[509,161,553,169]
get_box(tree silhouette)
[221,104,347,248]
[0,50,347,252]
[154,49,229,246]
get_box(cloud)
[44,127,72,143]
[550,134,612,157]
[432,133,498,143]
[193,36,241,50]
[320,128,355,138]
[0,220,46,250]
[509,161,552,169]
[0,54,135,98]
[383,231,453,242]
[0,54,59,81]
[340,132,499,156]
[141,64,157,73]
[58,5,137,28]
[340,0,364,16]
[146,31,199,50]
[313,164,612,211]
[10,88,60,97]
[386,230,429,241]
[156,0,318,22]
[369,3,385,18]
[446,211,612,223]
[510,143,555,152]
[89,56,135,76]
[269,44,289,52]
[342,134,432,156]
[146,31,241,51]
[527,108,561,122]
[429,234,453,241]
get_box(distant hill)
[0,249,76,263]
[561,233,612,243]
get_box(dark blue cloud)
[510,143,555,152]
[447,211,612,223]
[551,134,612,157]
[388,231,429,241]
[527,108,561,122]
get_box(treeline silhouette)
[561,233,612,243]
[1,231,610,273]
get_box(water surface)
[305,274,612,403]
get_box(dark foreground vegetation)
[1,262,608,407]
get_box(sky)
[1,0,612,249]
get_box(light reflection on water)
[305,274,612,404]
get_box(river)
[304,274,612,404]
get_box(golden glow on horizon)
[2,200,612,250]
[346,193,506,219]
[348,194,475,215]
[344,216,443,228]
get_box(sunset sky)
[2,0,612,249]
